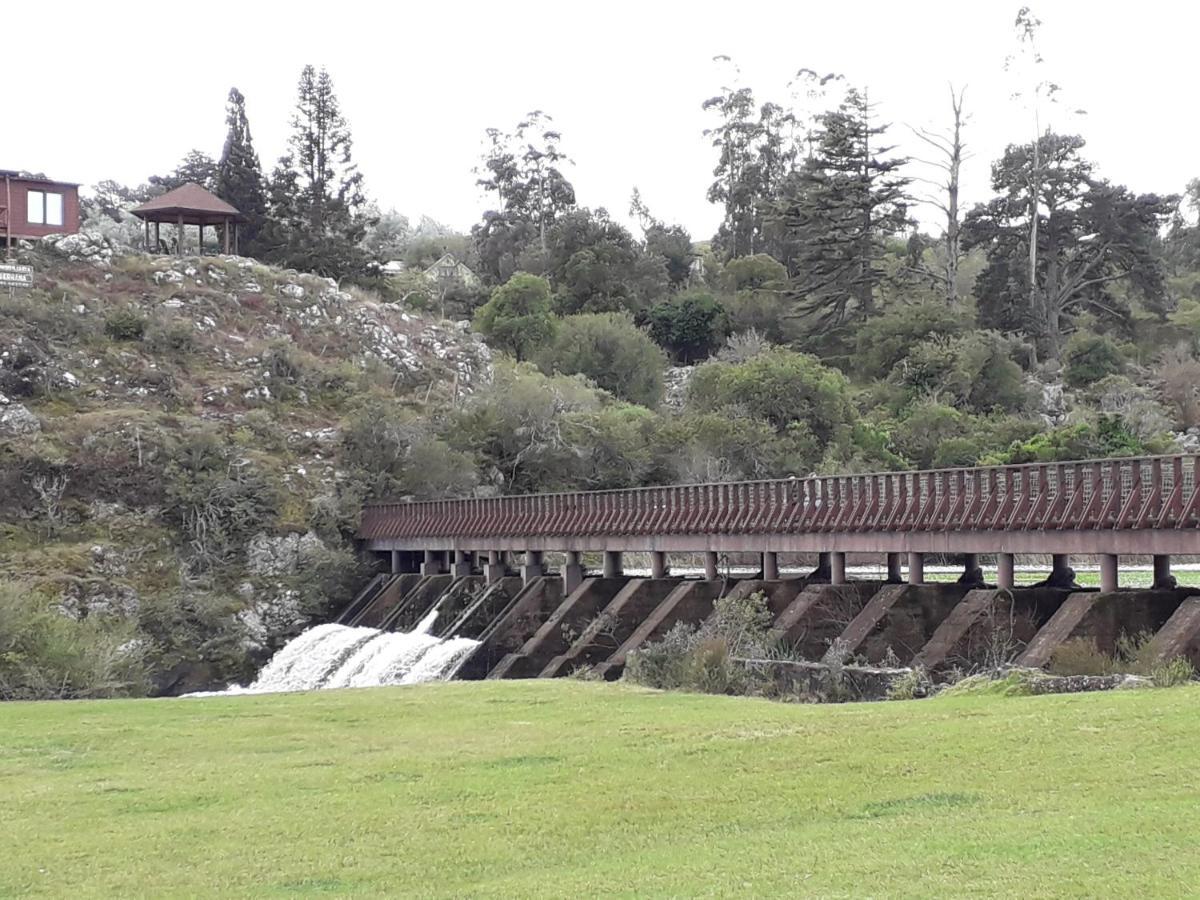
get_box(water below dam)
[189,611,479,696]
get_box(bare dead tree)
[31,473,69,537]
[908,84,970,305]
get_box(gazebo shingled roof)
[131,183,244,225]
[131,183,245,255]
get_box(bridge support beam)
[563,551,584,594]
[997,553,1015,590]
[1100,554,1119,593]
[886,552,903,584]
[907,552,925,585]
[421,550,445,577]
[1154,554,1173,589]
[762,551,779,581]
[651,551,669,579]
[391,550,403,574]
[1052,554,1072,581]
[485,550,505,584]
[703,551,719,581]
[522,550,545,584]
[830,551,846,585]
[450,549,472,579]
[603,551,623,578]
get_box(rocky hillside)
[0,233,491,695]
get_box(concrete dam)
[340,454,1200,679]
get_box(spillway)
[196,611,478,696]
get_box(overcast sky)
[9,1,1192,238]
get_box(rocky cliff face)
[0,234,493,694]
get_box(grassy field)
[2,682,1199,898]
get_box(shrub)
[1063,333,1125,388]
[686,348,853,443]
[893,331,1030,415]
[886,666,932,701]
[1048,631,1194,682]
[643,289,730,364]
[535,311,666,407]
[625,590,777,695]
[1157,344,1200,428]
[474,272,556,361]
[0,580,146,700]
[145,319,197,354]
[104,308,147,341]
[136,590,251,695]
[855,300,970,379]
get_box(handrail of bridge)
[358,454,1200,541]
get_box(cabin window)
[27,190,64,227]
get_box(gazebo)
[131,183,245,256]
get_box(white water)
[189,611,478,696]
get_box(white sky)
[7,1,1192,238]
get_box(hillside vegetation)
[2,681,1198,897]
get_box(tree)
[215,87,269,255]
[779,88,910,331]
[908,85,969,305]
[361,205,412,263]
[643,289,730,364]
[473,111,576,269]
[265,65,371,278]
[963,133,1176,358]
[474,273,557,361]
[535,312,667,407]
[150,150,217,194]
[541,207,667,314]
[630,188,694,289]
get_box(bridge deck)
[359,455,1200,556]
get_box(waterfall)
[189,614,478,696]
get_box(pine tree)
[265,65,371,279]
[781,88,909,330]
[215,87,268,256]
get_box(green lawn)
[2,682,1198,898]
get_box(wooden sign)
[0,263,32,288]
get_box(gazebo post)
[177,212,184,257]
[223,216,230,254]
[154,221,160,253]
[198,223,203,256]
[144,218,150,252]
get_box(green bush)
[145,319,197,354]
[625,591,778,696]
[104,308,147,341]
[854,301,970,380]
[474,272,557,361]
[0,581,146,700]
[535,311,666,407]
[136,591,251,695]
[1063,333,1125,388]
[894,331,1030,414]
[643,289,730,363]
[687,348,853,442]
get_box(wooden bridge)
[359,455,1200,593]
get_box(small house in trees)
[423,253,480,289]
[1,170,81,249]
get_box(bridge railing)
[358,455,1200,540]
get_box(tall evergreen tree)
[779,89,910,330]
[265,65,371,279]
[215,87,268,256]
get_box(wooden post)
[155,221,160,253]
[144,217,150,252]
[223,216,230,254]
[197,223,203,256]
[177,212,184,256]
